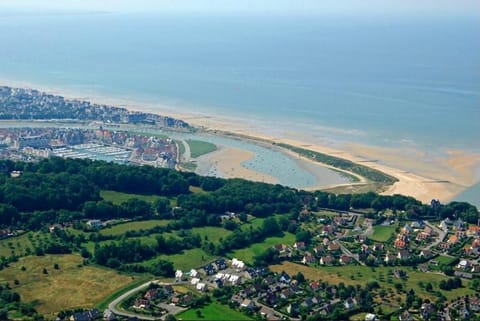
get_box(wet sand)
[194,146,279,184]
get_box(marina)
[53,143,131,163]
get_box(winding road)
[108,281,187,321]
[108,281,158,320]
[424,221,447,250]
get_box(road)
[108,281,159,321]
[424,221,446,250]
[108,281,188,321]
[180,139,191,162]
[337,240,364,266]
[253,298,301,321]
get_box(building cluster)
[0,127,177,168]
[127,257,361,320]
[0,86,189,128]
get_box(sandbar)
[194,146,279,185]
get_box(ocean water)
[0,12,479,203]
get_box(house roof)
[448,235,459,243]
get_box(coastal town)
[0,86,189,167]
[0,86,189,128]
[0,127,178,168]
[0,85,478,321]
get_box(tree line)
[0,158,478,232]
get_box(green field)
[177,302,253,321]
[0,254,136,318]
[0,232,35,257]
[144,248,217,271]
[100,220,171,236]
[241,214,283,231]
[189,186,207,194]
[369,225,396,242]
[189,226,232,245]
[186,139,217,158]
[435,255,457,266]
[177,140,186,157]
[231,232,295,265]
[270,261,475,302]
[100,190,162,205]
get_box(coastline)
[1,78,480,204]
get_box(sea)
[0,11,478,205]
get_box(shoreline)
[1,79,479,204]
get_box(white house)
[190,277,200,285]
[458,260,470,270]
[175,270,184,281]
[365,313,377,321]
[196,282,207,292]
[190,269,198,278]
[232,258,245,270]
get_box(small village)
[63,201,480,321]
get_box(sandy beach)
[162,111,480,203]
[2,78,479,204]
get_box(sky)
[1,0,479,17]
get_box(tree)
[295,272,306,284]
[154,197,171,218]
[223,220,238,231]
[262,217,280,236]
[150,260,174,277]
[121,198,153,219]
[0,309,8,320]
[425,282,433,292]
[0,203,19,227]
[295,230,311,244]
[165,315,176,321]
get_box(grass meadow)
[186,139,217,158]
[231,232,295,265]
[100,190,162,205]
[0,254,137,318]
[369,225,396,242]
[177,301,252,320]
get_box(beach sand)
[2,78,479,204]
[166,114,480,203]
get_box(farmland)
[0,254,137,318]
[100,219,171,236]
[100,190,162,205]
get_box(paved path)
[108,281,159,320]
[424,221,446,250]
[108,281,188,321]
[253,298,300,321]
[181,139,191,162]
